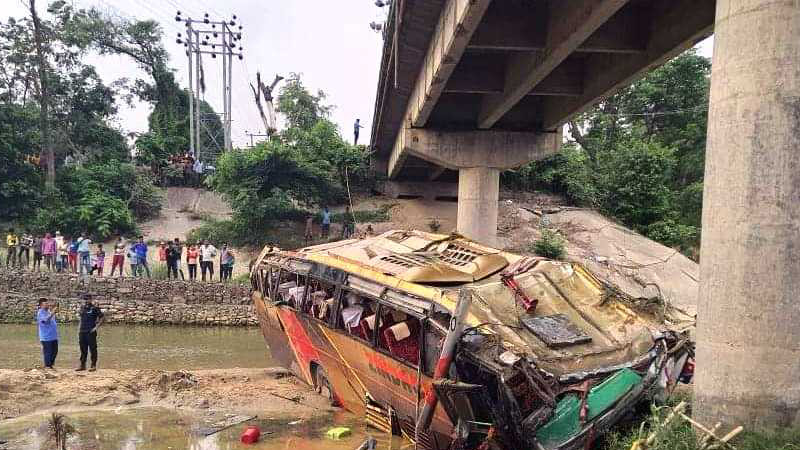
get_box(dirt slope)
[139,187,232,242]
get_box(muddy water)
[0,407,407,449]
[0,324,273,370]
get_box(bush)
[531,229,566,259]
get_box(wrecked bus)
[250,230,695,449]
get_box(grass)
[603,399,800,450]
[531,229,566,259]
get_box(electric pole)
[176,11,244,164]
[244,131,270,147]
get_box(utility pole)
[176,11,244,163]
[244,131,270,147]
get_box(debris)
[288,419,303,426]
[197,414,256,437]
[326,426,352,440]
[356,436,378,450]
[240,425,261,444]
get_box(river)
[0,323,273,370]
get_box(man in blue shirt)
[36,298,59,369]
[132,236,151,278]
[321,207,331,239]
[76,294,104,371]
[77,232,92,275]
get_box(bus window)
[284,272,309,309]
[378,306,421,367]
[275,269,297,306]
[338,290,378,343]
[306,277,338,322]
[423,321,446,377]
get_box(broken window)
[377,304,421,367]
[337,289,379,343]
[304,276,338,323]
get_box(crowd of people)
[3,228,236,282]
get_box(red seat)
[359,315,378,341]
[383,320,420,365]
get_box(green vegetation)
[503,50,710,257]
[201,73,371,247]
[604,403,800,450]
[531,229,566,260]
[0,3,235,239]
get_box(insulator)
[176,39,182,44]
[232,14,237,19]
[175,16,181,22]
[212,54,216,58]
[204,13,209,17]
[213,32,218,38]
[204,18,209,24]
[176,11,181,15]
[238,54,243,60]
[177,32,182,37]
[212,45,216,49]
[238,25,242,30]
[237,33,242,39]
[185,50,189,56]
[212,24,216,28]
[229,20,235,26]
[238,46,243,51]
[229,42,235,48]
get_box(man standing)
[5,228,18,268]
[77,233,92,275]
[41,233,56,272]
[166,240,181,280]
[20,231,33,269]
[36,298,59,369]
[199,240,217,281]
[76,294,104,372]
[304,214,314,245]
[55,231,67,272]
[321,207,331,239]
[133,237,150,278]
[353,118,364,145]
[110,237,126,277]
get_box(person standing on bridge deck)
[75,294,104,372]
[354,119,364,145]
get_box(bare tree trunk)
[28,0,54,187]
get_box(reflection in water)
[0,407,409,450]
[0,323,273,370]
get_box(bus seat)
[360,314,378,340]
[384,320,420,365]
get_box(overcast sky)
[4,1,712,149]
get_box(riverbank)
[0,367,332,421]
[0,269,256,326]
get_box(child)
[90,244,105,276]
[186,244,199,281]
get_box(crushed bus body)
[249,230,695,450]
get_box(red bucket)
[241,425,261,444]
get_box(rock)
[517,208,538,222]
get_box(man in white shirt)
[199,240,217,281]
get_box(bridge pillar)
[457,167,500,247]
[694,0,800,431]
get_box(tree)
[502,49,710,255]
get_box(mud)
[0,367,332,421]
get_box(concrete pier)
[694,0,800,430]
[457,167,499,246]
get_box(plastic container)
[241,426,261,444]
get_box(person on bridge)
[353,119,364,145]
[75,294,104,372]
[36,298,59,369]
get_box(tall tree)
[27,0,54,186]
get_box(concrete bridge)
[370,0,715,246]
[369,0,800,433]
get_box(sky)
[4,1,713,149]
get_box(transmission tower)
[176,11,244,164]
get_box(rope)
[344,165,358,231]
